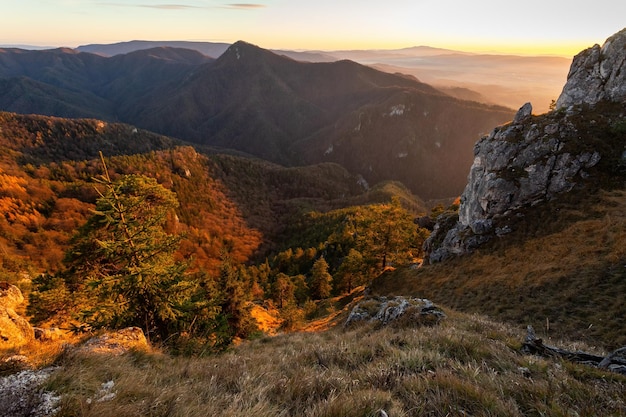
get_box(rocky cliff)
[556,28,626,110]
[425,28,626,263]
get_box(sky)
[3,0,626,56]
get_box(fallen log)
[521,325,626,375]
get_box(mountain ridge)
[0,42,514,199]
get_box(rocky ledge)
[425,27,626,263]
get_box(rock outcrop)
[425,28,626,262]
[75,327,149,355]
[556,28,626,110]
[0,367,60,417]
[344,296,446,327]
[0,282,34,348]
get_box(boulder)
[0,367,60,417]
[0,282,34,348]
[33,327,65,342]
[76,327,149,355]
[0,282,24,310]
[344,296,445,327]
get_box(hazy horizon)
[4,1,625,57]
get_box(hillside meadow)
[371,187,626,350]
[11,306,624,417]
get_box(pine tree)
[217,255,258,339]
[310,257,333,299]
[336,248,364,293]
[63,157,193,340]
[355,197,418,271]
[271,273,295,309]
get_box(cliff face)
[556,28,626,110]
[425,28,626,263]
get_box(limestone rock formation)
[344,296,445,327]
[0,282,34,348]
[0,367,60,417]
[556,28,626,110]
[425,27,626,263]
[76,327,149,355]
[425,101,602,262]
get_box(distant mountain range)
[0,41,514,198]
[74,40,571,113]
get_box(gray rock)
[556,28,626,109]
[0,367,60,417]
[513,102,533,124]
[425,108,603,262]
[75,327,149,355]
[344,296,445,327]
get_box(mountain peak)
[220,40,266,60]
[216,41,291,66]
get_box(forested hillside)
[0,111,430,348]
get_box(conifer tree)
[336,248,364,293]
[355,197,418,271]
[217,254,258,338]
[310,257,333,299]
[271,273,295,309]
[63,156,193,340]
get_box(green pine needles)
[64,154,193,340]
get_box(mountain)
[0,42,514,199]
[77,40,231,58]
[77,40,337,62]
[77,40,570,113]
[0,46,213,120]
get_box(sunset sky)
[3,0,626,56]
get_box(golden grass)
[0,332,84,374]
[44,311,625,417]
[371,189,626,349]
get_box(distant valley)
[0,41,515,199]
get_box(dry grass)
[372,189,626,349]
[42,311,625,417]
[0,333,85,375]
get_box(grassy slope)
[371,188,626,350]
[371,101,626,351]
[44,311,625,416]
